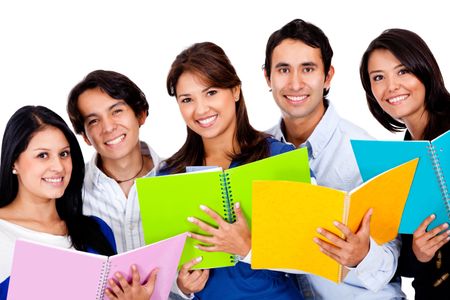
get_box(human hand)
[187,202,251,257]
[105,265,157,300]
[412,214,450,263]
[314,208,373,267]
[177,256,210,295]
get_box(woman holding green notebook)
[360,28,450,299]
[161,42,303,299]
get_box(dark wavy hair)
[360,28,450,140]
[0,106,114,255]
[264,19,334,98]
[67,70,149,135]
[163,42,269,174]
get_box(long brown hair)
[162,42,269,174]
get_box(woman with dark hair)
[360,28,450,299]
[163,42,302,299]
[0,106,156,300]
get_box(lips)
[196,114,218,128]
[105,134,125,145]
[285,95,308,103]
[386,94,408,105]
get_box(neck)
[282,103,325,147]
[202,131,239,170]
[403,110,429,140]
[99,142,150,182]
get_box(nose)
[288,70,303,91]
[102,116,117,133]
[195,97,210,115]
[50,156,64,173]
[387,75,400,93]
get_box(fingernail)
[200,204,207,211]
[194,245,199,249]
[187,217,195,222]
[196,256,203,262]
[316,227,322,233]
[187,232,192,237]
[447,230,450,235]
[430,214,436,219]
[313,237,319,243]
[235,202,240,209]
[333,221,339,226]
[444,223,449,229]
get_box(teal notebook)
[136,148,311,269]
[351,130,450,233]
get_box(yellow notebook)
[251,158,418,283]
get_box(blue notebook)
[351,130,450,233]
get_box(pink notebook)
[7,233,187,300]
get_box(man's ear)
[324,65,335,90]
[264,69,271,88]
[138,112,148,127]
[81,132,92,146]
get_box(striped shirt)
[82,141,161,253]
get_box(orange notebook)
[251,159,418,283]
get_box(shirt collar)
[271,100,340,159]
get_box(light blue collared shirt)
[266,101,405,299]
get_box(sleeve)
[169,276,195,299]
[0,277,9,300]
[349,236,401,292]
[91,216,118,254]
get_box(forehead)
[27,126,68,149]
[368,49,401,71]
[271,38,324,67]
[176,71,210,94]
[77,87,126,117]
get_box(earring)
[269,89,272,92]
[12,169,17,175]
[235,98,239,102]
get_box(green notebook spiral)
[136,148,311,269]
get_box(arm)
[314,209,401,291]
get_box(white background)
[2,1,448,297]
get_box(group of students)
[0,18,449,300]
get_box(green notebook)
[136,148,311,269]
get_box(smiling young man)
[264,20,404,299]
[67,70,160,253]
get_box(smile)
[286,95,308,102]
[197,115,218,127]
[42,177,63,183]
[386,95,408,104]
[105,134,125,145]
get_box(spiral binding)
[96,260,111,300]
[428,144,450,219]
[219,172,237,264]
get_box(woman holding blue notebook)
[360,28,450,299]
[161,42,303,299]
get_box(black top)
[396,131,449,299]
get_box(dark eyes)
[36,150,71,159]
[206,90,217,96]
[60,150,71,158]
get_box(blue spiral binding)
[428,144,450,219]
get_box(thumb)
[144,268,158,295]
[234,202,247,223]
[360,208,373,235]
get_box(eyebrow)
[32,145,70,152]
[84,101,126,119]
[274,62,318,68]
[177,86,213,98]
[369,63,404,75]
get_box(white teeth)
[44,177,63,183]
[106,134,125,145]
[286,95,307,101]
[387,95,407,103]
[198,115,217,125]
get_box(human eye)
[60,150,71,158]
[372,74,384,82]
[37,152,48,159]
[112,108,123,115]
[303,67,314,73]
[206,89,218,96]
[398,68,410,75]
[86,118,98,126]
[278,67,289,74]
[179,97,192,104]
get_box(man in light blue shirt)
[264,19,404,299]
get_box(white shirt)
[0,219,72,282]
[82,141,161,253]
[267,102,405,299]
